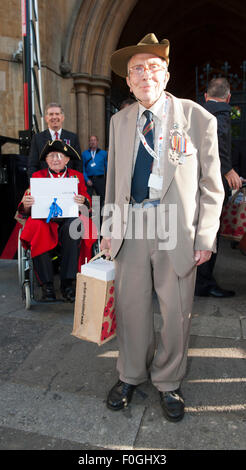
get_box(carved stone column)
[73,74,90,151]
[89,76,111,149]
[73,74,111,151]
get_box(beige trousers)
[114,206,196,392]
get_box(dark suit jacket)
[203,100,232,201]
[203,100,232,175]
[28,128,82,179]
[232,139,246,178]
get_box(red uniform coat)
[19,168,97,266]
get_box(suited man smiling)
[101,34,224,422]
[28,102,82,178]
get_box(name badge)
[90,162,96,167]
[148,173,163,190]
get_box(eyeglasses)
[128,63,167,77]
[46,153,65,160]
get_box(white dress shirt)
[133,92,170,199]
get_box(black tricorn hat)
[40,139,81,161]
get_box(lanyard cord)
[137,95,169,166]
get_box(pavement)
[0,236,245,452]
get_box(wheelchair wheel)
[92,239,100,257]
[18,230,25,287]
[23,281,31,310]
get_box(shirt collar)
[48,166,67,176]
[49,128,62,139]
[138,92,167,121]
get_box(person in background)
[195,77,242,298]
[120,97,136,110]
[82,135,107,220]
[19,140,91,302]
[28,102,82,178]
[232,138,246,180]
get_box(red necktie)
[55,131,59,139]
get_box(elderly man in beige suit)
[101,34,224,422]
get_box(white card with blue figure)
[30,178,78,220]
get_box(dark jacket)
[28,129,82,179]
[203,100,232,176]
[232,139,246,178]
[203,100,232,201]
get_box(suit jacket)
[28,128,82,179]
[232,139,246,179]
[203,100,232,201]
[102,92,224,278]
[203,100,232,176]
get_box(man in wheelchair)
[18,139,92,302]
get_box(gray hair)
[207,78,230,99]
[45,102,64,114]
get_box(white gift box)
[81,258,115,281]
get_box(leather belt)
[131,199,160,209]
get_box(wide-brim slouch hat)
[40,139,81,161]
[110,33,170,78]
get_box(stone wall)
[0,0,79,154]
[0,0,137,154]
[0,0,23,153]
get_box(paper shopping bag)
[72,251,116,346]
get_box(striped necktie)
[131,110,154,203]
[55,131,59,139]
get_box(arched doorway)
[111,0,246,104]
[68,0,246,148]
[65,0,138,149]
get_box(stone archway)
[111,0,246,105]
[64,0,246,149]
[65,0,137,149]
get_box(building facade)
[0,0,138,154]
[0,0,245,155]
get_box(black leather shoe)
[62,286,75,302]
[41,282,56,301]
[107,380,136,411]
[208,286,235,298]
[195,286,235,298]
[159,389,185,422]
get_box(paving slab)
[12,323,119,397]
[0,316,51,380]
[241,318,246,339]
[0,426,102,450]
[0,238,246,451]
[190,316,242,339]
[135,405,246,450]
[0,381,145,449]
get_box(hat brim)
[110,41,170,78]
[39,140,81,161]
